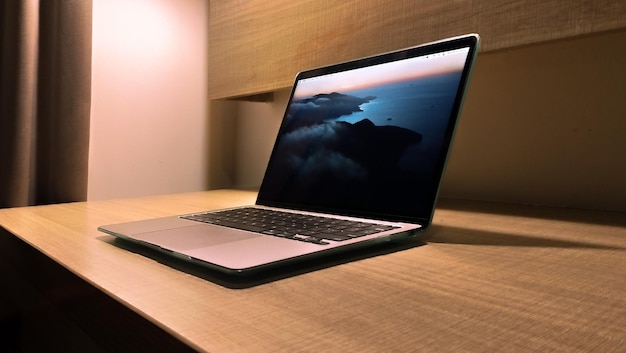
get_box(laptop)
[99,34,480,275]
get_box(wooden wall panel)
[208,0,626,99]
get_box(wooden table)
[1,190,624,352]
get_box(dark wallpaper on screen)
[259,51,468,220]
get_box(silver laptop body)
[99,34,480,275]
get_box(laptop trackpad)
[134,225,259,251]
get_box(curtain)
[0,0,92,208]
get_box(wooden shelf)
[208,0,626,99]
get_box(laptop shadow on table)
[100,235,425,289]
[427,224,626,250]
[430,199,626,250]
[436,198,626,229]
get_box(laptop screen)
[257,35,478,223]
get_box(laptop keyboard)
[181,207,399,245]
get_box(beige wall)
[88,0,209,200]
[444,30,626,211]
[227,31,626,212]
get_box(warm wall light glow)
[89,0,209,200]
[95,0,175,63]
